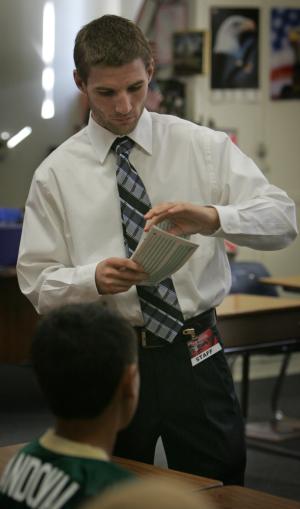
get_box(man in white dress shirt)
[17,15,297,485]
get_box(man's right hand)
[144,202,220,236]
[95,257,148,294]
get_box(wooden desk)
[217,294,300,446]
[0,268,38,363]
[216,294,300,415]
[260,275,300,293]
[0,443,222,491]
[113,456,222,490]
[217,294,300,350]
[206,485,300,509]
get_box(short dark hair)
[31,303,137,419]
[74,14,153,83]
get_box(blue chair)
[0,208,23,267]
[229,261,278,297]
[0,207,23,223]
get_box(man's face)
[75,58,153,135]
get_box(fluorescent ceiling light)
[7,127,32,149]
[42,2,55,64]
[41,98,55,119]
[42,67,55,91]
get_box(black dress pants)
[114,325,246,485]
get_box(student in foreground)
[0,303,139,508]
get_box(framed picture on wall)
[270,8,300,100]
[157,78,186,118]
[151,0,188,71]
[210,7,259,89]
[173,31,206,75]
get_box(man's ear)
[117,363,140,430]
[73,69,87,94]
[146,58,155,84]
[122,363,139,401]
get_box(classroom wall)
[0,0,142,205]
[188,0,300,277]
[0,0,299,277]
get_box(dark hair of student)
[31,302,138,419]
[73,14,153,83]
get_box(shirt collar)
[87,108,152,164]
[39,429,109,461]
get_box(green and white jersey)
[0,430,134,508]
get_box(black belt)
[134,308,217,349]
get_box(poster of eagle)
[210,7,259,89]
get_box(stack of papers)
[131,225,199,285]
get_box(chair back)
[229,261,278,297]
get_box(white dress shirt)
[17,109,297,323]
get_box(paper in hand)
[131,222,199,285]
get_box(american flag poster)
[270,8,300,100]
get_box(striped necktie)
[112,136,184,343]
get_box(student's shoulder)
[85,458,135,482]
[0,439,58,476]
[0,439,40,469]
[52,455,134,485]
[0,441,42,506]
[75,458,135,499]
